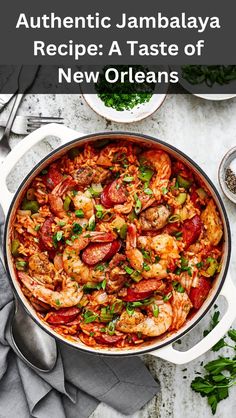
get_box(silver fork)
[0,115,64,135]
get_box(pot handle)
[0,123,84,215]
[150,273,236,364]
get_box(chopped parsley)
[72,223,83,234]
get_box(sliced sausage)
[189,277,211,309]
[82,240,121,266]
[44,166,63,191]
[39,217,54,251]
[122,279,164,302]
[94,334,123,345]
[101,180,127,208]
[132,278,164,294]
[46,307,80,324]
[182,215,202,248]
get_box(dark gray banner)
[1,65,236,94]
[0,0,235,65]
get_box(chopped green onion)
[58,221,66,227]
[83,310,98,323]
[126,303,134,316]
[34,224,41,231]
[100,307,113,323]
[172,281,185,293]
[101,279,107,290]
[107,321,116,336]
[55,299,61,306]
[155,256,161,263]
[124,265,134,275]
[153,304,159,317]
[53,231,64,247]
[143,262,151,272]
[130,270,142,282]
[141,249,152,262]
[88,183,103,197]
[162,187,168,195]
[75,209,84,218]
[144,187,153,195]
[110,300,123,314]
[123,176,134,183]
[175,231,183,238]
[169,214,181,223]
[95,204,104,219]
[94,264,106,272]
[163,292,173,302]
[87,215,96,231]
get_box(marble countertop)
[2,93,236,418]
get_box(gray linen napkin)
[0,254,159,418]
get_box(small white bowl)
[82,92,167,123]
[173,66,236,101]
[218,147,236,204]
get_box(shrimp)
[138,234,180,261]
[71,191,94,220]
[140,205,171,231]
[126,224,180,279]
[201,199,223,246]
[62,231,115,284]
[18,272,83,309]
[170,290,192,330]
[63,236,91,284]
[28,252,56,285]
[140,150,171,200]
[48,176,76,219]
[96,144,131,167]
[116,300,173,337]
[48,172,95,225]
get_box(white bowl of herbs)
[82,65,168,123]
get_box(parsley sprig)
[191,310,236,415]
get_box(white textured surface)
[2,93,236,418]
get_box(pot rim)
[3,131,232,356]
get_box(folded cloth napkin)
[0,251,159,418]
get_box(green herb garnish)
[95,65,154,111]
[75,209,84,218]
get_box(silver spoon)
[10,299,57,372]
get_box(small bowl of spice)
[82,65,168,123]
[219,146,236,203]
